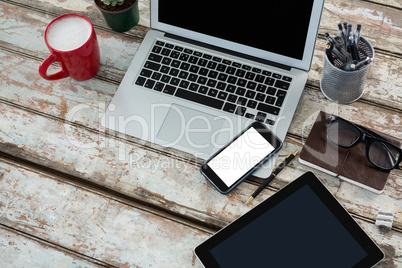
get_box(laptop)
[102,0,325,178]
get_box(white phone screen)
[207,127,275,187]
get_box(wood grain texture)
[0,227,102,267]
[0,162,207,267]
[0,0,401,266]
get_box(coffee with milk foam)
[47,16,92,51]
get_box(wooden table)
[0,0,401,266]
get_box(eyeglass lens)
[327,120,360,147]
[328,117,400,170]
[368,141,400,170]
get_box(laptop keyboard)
[134,40,293,125]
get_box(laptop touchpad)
[157,104,228,157]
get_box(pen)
[245,150,298,205]
[355,57,373,69]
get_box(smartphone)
[200,121,282,194]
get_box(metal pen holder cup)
[320,37,374,104]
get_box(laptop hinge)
[165,33,292,71]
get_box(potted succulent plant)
[95,0,140,32]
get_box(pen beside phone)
[245,150,298,205]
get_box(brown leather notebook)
[299,111,401,194]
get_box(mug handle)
[39,53,69,80]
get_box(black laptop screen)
[158,0,314,60]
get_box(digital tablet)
[195,172,384,267]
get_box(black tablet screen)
[209,184,367,267]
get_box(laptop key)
[217,82,226,91]
[257,103,280,115]
[175,88,224,109]
[235,106,247,116]
[275,80,290,90]
[266,96,276,105]
[272,73,282,79]
[161,48,171,56]
[169,68,180,76]
[226,67,236,75]
[256,93,265,101]
[198,86,209,94]
[144,79,156,89]
[163,85,176,95]
[226,85,236,93]
[267,87,277,95]
[197,76,207,85]
[237,79,247,87]
[154,82,164,92]
[151,72,162,80]
[179,71,189,79]
[170,78,180,86]
[135,76,146,86]
[188,74,198,82]
[255,75,265,83]
[265,77,275,86]
[266,118,275,125]
[179,80,190,89]
[256,84,267,93]
[223,103,236,113]
[237,97,247,106]
[148,53,162,63]
[275,90,287,106]
[245,113,255,119]
[171,60,180,68]
[152,46,162,53]
[140,69,152,78]
[247,100,257,108]
[282,76,292,82]
[144,61,161,71]
[235,87,246,96]
[218,91,228,100]
[189,56,198,64]
[255,112,266,122]
[227,94,237,103]
[208,89,218,97]
[246,81,257,90]
[245,90,256,99]
[189,65,199,73]
[189,83,199,91]
[160,66,170,74]
[162,57,172,65]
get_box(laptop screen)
[153,0,324,71]
[159,1,314,60]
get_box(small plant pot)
[95,0,140,33]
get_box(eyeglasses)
[327,114,402,171]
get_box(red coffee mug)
[39,13,100,81]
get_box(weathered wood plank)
[1,157,401,267]
[0,161,208,267]
[364,0,402,11]
[0,102,401,231]
[0,227,102,267]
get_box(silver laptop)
[102,0,325,178]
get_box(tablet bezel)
[195,172,384,267]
